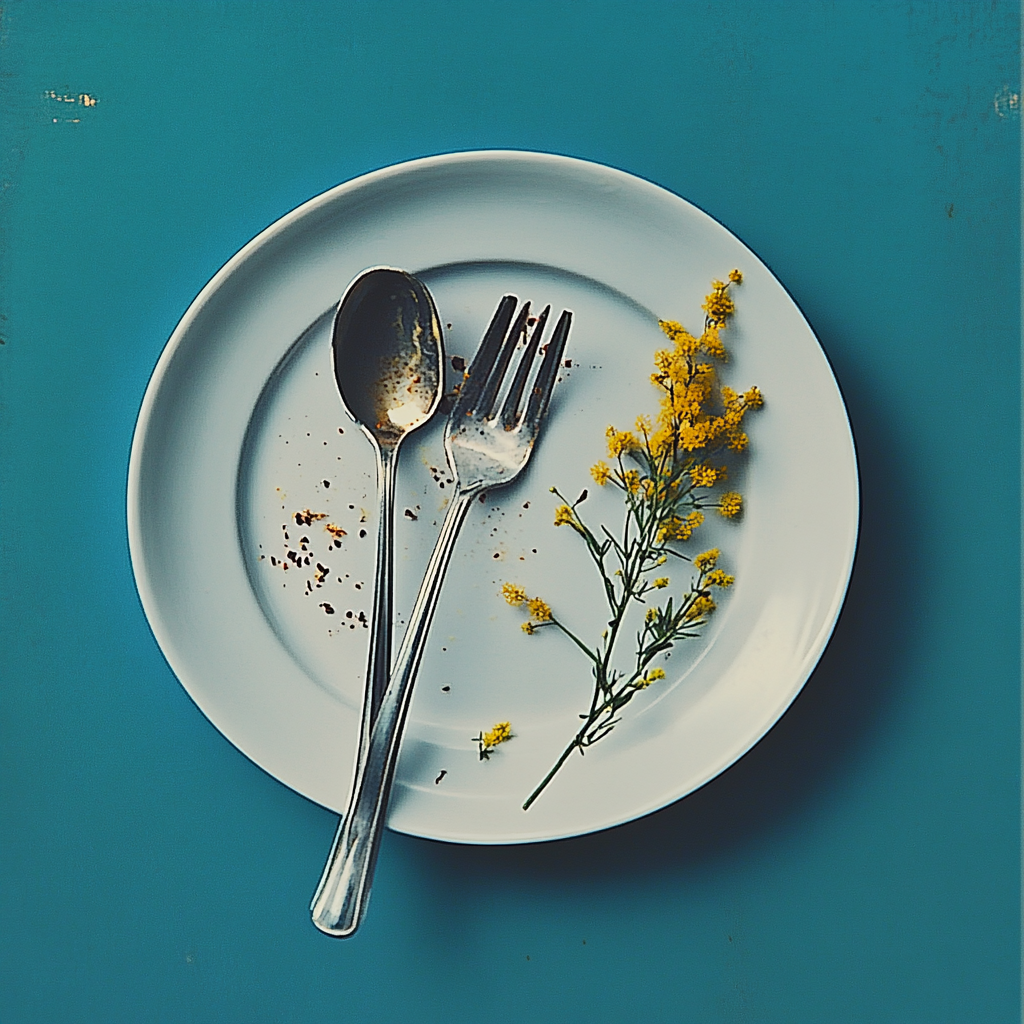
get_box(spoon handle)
[310,489,475,937]
[360,444,398,760]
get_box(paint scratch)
[44,90,99,124]
[994,84,1020,119]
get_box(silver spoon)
[323,266,444,789]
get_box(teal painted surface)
[0,2,1018,1021]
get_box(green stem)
[522,735,582,810]
[552,619,600,665]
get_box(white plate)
[128,151,858,844]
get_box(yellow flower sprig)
[501,273,761,810]
[475,721,513,760]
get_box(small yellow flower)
[653,348,674,374]
[521,621,535,635]
[622,469,641,493]
[689,463,718,488]
[719,492,743,518]
[591,461,611,485]
[699,325,727,359]
[728,268,743,283]
[705,569,735,588]
[702,284,736,325]
[693,548,720,572]
[606,426,638,458]
[658,320,700,355]
[527,597,552,622]
[652,577,669,589]
[645,607,658,623]
[635,667,666,689]
[657,518,681,543]
[743,386,763,408]
[554,504,574,526]
[635,414,653,435]
[684,595,717,621]
[501,582,527,606]
[476,721,514,759]
[657,509,704,543]
[482,721,512,747]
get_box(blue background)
[1,3,1019,1021]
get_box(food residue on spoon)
[386,401,426,429]
[369,307,441,439]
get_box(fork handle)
[310,489,475,937]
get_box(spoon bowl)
[333,268,443,449]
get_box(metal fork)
[311,296,573,937]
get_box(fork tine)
[500,304,550,429]
[455,295,517,413]
[523,309,572,431]
[476,300,531,418]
